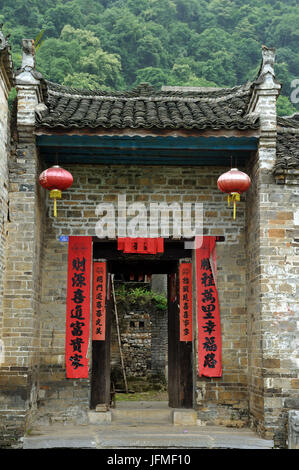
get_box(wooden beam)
[37,134,258,151]
[35,127,259,139]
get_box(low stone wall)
[111,286,168,390]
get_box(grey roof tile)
[274,114,299,173]
[35,80,260,131]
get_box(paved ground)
[22,423,274,449]
[21,401,274,450]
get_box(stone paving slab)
[22,424,274,449]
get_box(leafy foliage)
[1,0,298,114]
[115,285,167,312]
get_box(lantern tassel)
[50,189,62,218]
[230,192,240,220]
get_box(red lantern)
[39,165,73,217]
[217,168,251,220]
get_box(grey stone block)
[288,410,299,449]
[88,410,112,424]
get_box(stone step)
[22,424,274,449]
[111,401,172,424]
[87,401,200,426]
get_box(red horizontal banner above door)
[117,237,164,254]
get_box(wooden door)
[168,260,193,408]
[90,261,112,408]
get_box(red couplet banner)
[179,263,192,342]
[65,236,92,378]
[92,262,107,341]
[196,236,222,377]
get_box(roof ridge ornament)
[16,38,43,85]
[255,45,280,86]
[130,82,156,96]
[0,24,9,51]
[0,24,14,89]
[21,38,35,70]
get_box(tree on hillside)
[0,0,297,115]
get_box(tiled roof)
[35,80,259,131]
[274,114,299,173]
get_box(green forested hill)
[1,0,298,115]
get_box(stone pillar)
[151,274,167,295]
[0,28,14,364]
[288,410,299,449]
[246,47,296,447]
[0,38,46,447]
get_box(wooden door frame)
[168,261,193,409]
[90,261,111,409]
[90,239,194,409]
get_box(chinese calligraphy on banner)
[92,262,107,341]
[65,236,92,378]
[117,237,164,254]
[196,236,222,377]
[179,263,192,341]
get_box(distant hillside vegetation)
[1,0,298,115]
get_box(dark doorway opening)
[90,240,193,410]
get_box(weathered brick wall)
[150,303,168,379]
[41,164,246,241]
[262,180,299,447]
[110,291,168,384]
[36,163,249,426]
[245,151,264,433]
[0,129,46,446]
[246,166,299,446]
[244,49,299,448]
[0,66,10,355]
[0,70,47,446]
[194,229,248,426]
[0,61,13,447]
[246,52,298,447]
[246,151,299,447]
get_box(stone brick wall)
[0,57,13,447]
[244,47,299,447]
[0,126,47,446]
[246,159,299,445]
[112,303,152,379]
[43,164,245,242]
[194,229,248,426]
[0,59,47,446]
[0,64,10,355]
[110,289,168,385]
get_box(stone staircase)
[111,401,173,425]
[88,400,198,426]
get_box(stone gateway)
[0,28,298,449]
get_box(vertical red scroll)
[179,262,192,342]
[196,236,222,377]
[92,261,107,341]
[65,236,92,378]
